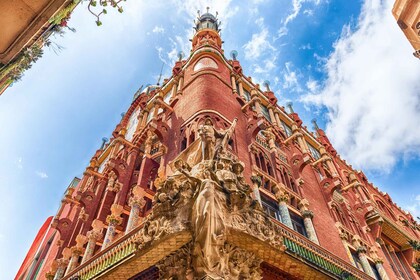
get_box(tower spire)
[191,8,223,51]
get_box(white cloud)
[243,18,276,61]
[152,25,165,33]
[306,78,318,92]
[35,171,48,179]
[405,194,420,220]
[299,43,312,50]
[282,62,301,91]
[278,0,324,38]
[301,0,420,172]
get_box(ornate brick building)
[392,0,420,58]
[17,11,420,280]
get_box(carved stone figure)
[106,171,122,192]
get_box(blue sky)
[1,0,419,278]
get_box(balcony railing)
[63,223,144,280]
[271,219,374,280]
[63,212,374,280]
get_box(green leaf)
[103,8,107,14]
[91,0,97,7]
[96,20,102,26]
[118,7,123,13]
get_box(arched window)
[257,152,267,173]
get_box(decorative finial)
[311,118,319,130]
[286,102,294,113]
[197,9,200,17]
[230,50,238,60]
[177,51,185,62]
[206,7,210,13]
[263,80,270,91]
[101,137,108,149]
[216,11,218,17]
[120,112,125,118]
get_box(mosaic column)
[102,204,124,250]
[276,192,293,229]
[53,260,67,280]
[66,234,87,274]
[53,248,71,280]
[302,210,320,244]
[81,219,104,263]
[357,247,375,278]
[352,235,375,278]
[250,175,262,207]
[374,259,389,280]
[46,260,58,280]
[299,199,319,244]
[125,185,146,234]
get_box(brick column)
[292,124,309,154]
[253,97,263,118]
[125,186,146,233]
[102,204,123,250]
[230,74,237,94]
[319,147,338,177]
[276,192,293,229]
[81,219,104,263]
[237,79,245,99]
[170,79,178,100]
[299,199,319,244]
[140,109,149,127]
[177,75,184,95]
[268,106,277,125]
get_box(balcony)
[63,212,374,280]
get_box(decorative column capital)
[62,247,72,260]
[250,175,262,187]
[373,258,384,264]
[70,245,84,256]
[298,198,310,211]
[276,191,289,203]
[106,204,124,225]
[301,210,314,219]
[75,234,87,248]
[129,191,146,208]
[356,246,367,254]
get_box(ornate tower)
[17,11,420,280]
